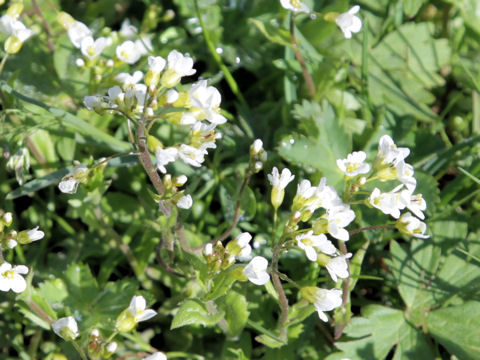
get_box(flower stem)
[0,54,9,78]
[289,13,315,99]
[71,340,88,360]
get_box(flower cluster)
[0,211,44,294]
[0,4,34,54]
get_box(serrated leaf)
[427,301,480,359]
[279,100,351,186]
[255,334,286,349]
[171,299,224,329]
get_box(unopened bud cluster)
[0,4,34,54]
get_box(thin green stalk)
[71,340,88,360]
[193,0,253,138]
[0,54,9,78]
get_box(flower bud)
[147,135,163,154]
[270,187,285,210]
[115,309,137,333]
[2,212,13,226]
[57,11,76,29]
[17,226,44,245]
[173,175,188,187]
[5,35,23,54]
[52,316,79,341]
[103,342,118,358]
[7,3,24,17]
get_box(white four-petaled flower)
[143,352,168,360]
[296,231,336,261]
[0,262,28,293]
[336,151,370,177]
[280,0,310,13]
[243,256,270,285]
[325,253,352,282]
[336,5,362,39]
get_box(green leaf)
[0,82,131,152]
[403,0,427,17]
[328,305,434,360]
[217,291,249,338]
[279,100,351,186]
[387,240,441,320]
[249,17,292,48]
[204,266,239,301]
[6,167,72,200]
[427,301,480,359]
[171,299,224,329]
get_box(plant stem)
[271,245,289,339]
[135,123,169,216]
[348,224,394,236]
[211,170,252,244]
[0,54,9,78]
[71,340,88,360]
[290,13,315,99]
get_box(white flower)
[243,256,270,285]
[325,253,352,282]
[0,262,28,293]
[301,287,343,322]
[58,165,89,194]
[400,190,427,220]
[120,18,137,39]
[280,0,310,13]
[27,226,44,242]
[67,21,92,48]
[165,89,179,103]
[52,316,79,341]
[396,160,417,192]
[161,50,196,87]
[336,5,362,39]
[369,185,405,219]
[80,36,107,59]
[105,342,118,354]
[188,80,227,125]
[311,177,342,211]
[128,295,157,321]
[135,36,153,56]
[115,71,144,88]
[143,352,168,360]
[336,151,370,177]
[376,135,410,167]
[177,194,193,209]
[325,205,356,241]
[396,212,429,238]
[84,95,106,112]
[3,212,13,226]
[227,232,252,260]
[267,167,295,190]
[204,243,213,256]
[116,40,142,64]
[0,14,34,43]
[155,147,179,173]
[296,231,336,261]
[148,56,166,74]
[178,144,207,167]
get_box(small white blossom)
[67,21,92,48]
[369,185,405,219]
[116,40,142,64]
[251,139,263,155]
[120,18,137,39]
[161,50,196,87]
[311,177,342,211]
[27,226,44,242]
[0,262,28,293]
[336,151,370,177]
[325,253,352,282]
[301,287,343,322]
[376,135,410,167]
[0,14,34,43]
[280,0,310,13]
[325,205,356,241]
[188,80,227,125]
[243,256,270,285]
[52,316,79,341]
[268,167,295,190]
[155,147,179,173]
[105,342,118,354]
[400,191,427,220]
[143,352,168,360]
[148,56,167,74]
[84,95,106,112]
[135,37,153,56]
[3,212,13,226]
[296,231,336,261]
[336,5,362,39]
[177,194,193,209]
[178,144,207,167]
[80,36,107,59]
[396,212,429,238]
[115,71,144,88]
[165,89,179,103]
[204,243,213,256]
[396,160,417,191]
[227,232,252,260]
